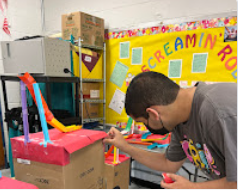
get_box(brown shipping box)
[83,102,99,119]
[11,129,107,189]
[83,83,100,99]
[62,11,104,47]
[103,154,131,189]
[76,82,100,119]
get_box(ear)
[146,108,159,120]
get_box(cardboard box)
[76,82,101,119]
[103,154,131,189]
[11,129,107,189]
[83,83,100,99]
[62,11,104,47]
[83,102,99,119]
[0,176,38,189]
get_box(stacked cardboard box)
[83,83,100,99]
[62,11,104,48]
[82,83,101,119]
[83,102,99,119]
[11,129,107,189]
[103,154,131,189]
[62,11,104,120]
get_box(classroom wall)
[43,0,237,35]
[0,0,42,162]
[0,0,42,106]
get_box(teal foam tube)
[9,122,22,177]
[33,83,52,147]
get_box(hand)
[161,173,194,189]
[103,127,129,152]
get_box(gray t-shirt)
[165,82,237,181]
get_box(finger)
[110,127,117,132]
[103,136,113,143]
[104,133,113,140]
[166,173,178,181]
[111,127,121,134]
[107,131,115,138]
[103,138,114,145]
[160,180,173,189]
[107,128,115,134]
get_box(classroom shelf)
[0,75,82,127]
[83,117,104,123]
[76,38,106,129]
[73,41,104,50]
[82,99,105,103]
[82,78,104,83]
[0,75,80,83]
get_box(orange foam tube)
[18,72,54,121]
[48,118,82,133]
[127,141,152,145]
[105,145,114,158]
[19,72,82,133]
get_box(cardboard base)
[104,155,131,189]
[14,140,104,189]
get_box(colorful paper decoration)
[0,0,4,12]
[2,17,10,35]
[105,17,237,40]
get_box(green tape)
[125,117,133,131]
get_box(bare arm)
[104,127,185,173]
[125,143,186,173]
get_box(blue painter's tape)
[157,144,169,149]
[141,132,151,139]
[147,143,158,150]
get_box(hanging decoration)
[0,0,4,12]
[2,17,10,35]
[3,0,7,9]
[1,0,10,36]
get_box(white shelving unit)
[75,38,106,129]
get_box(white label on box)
[84,56,92,62]
[90,90,100,98]
[17,158,31,165]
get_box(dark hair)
[125,71,180,119]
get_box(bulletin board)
[105,27,237,125]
